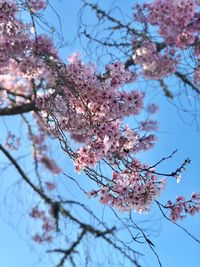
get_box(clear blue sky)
[0,1,200,267]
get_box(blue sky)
[0,1,200,267]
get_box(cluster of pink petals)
[36,57,155,172]
[28,116,62,175]
[105,61,136,87]
[35,54,162,213]
[146,103,159,114]
[132,41,179,79]
[27,0,47,12]
[139,120,159,132]
[1,0,197,218]
[194,66,200,85]
[133,0,200,82]
[0,90,7,107]
[166,192,200,221]
[5,131,20,151]
[30,206,55,244]
[45,181,56,191]
[0,1,57,106]
[145,0,197,46]
[88,159,166,212]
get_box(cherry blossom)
[166,192,200,221]
[30,205,55,244]
[0,0,198,220]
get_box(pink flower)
[27,0,47,12]
[45,182,56,191]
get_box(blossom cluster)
[147,0,198,47]
[132,0,200,83]
[88,159,166,213]
[0,0,56,106]
[0,1,61,175]
[5,131,20,151]
[132,41,179,79]
[34,53,163,212]
[28,115,62,175]
[194,66,200,85]
[30,206,55,244]
[27,0,47,13]
[0,0,197,218]
[166,192,200,221]
[36,57,157,161]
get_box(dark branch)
[0,144,139,265]
[0,102,37,116]
[175,71,200,94]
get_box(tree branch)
[175,71,200,94]
[0,144,139,265]
[0,102,37,116]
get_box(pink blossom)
[27,0,47,12]
[166,192,200,221]
[45,182,56,191]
